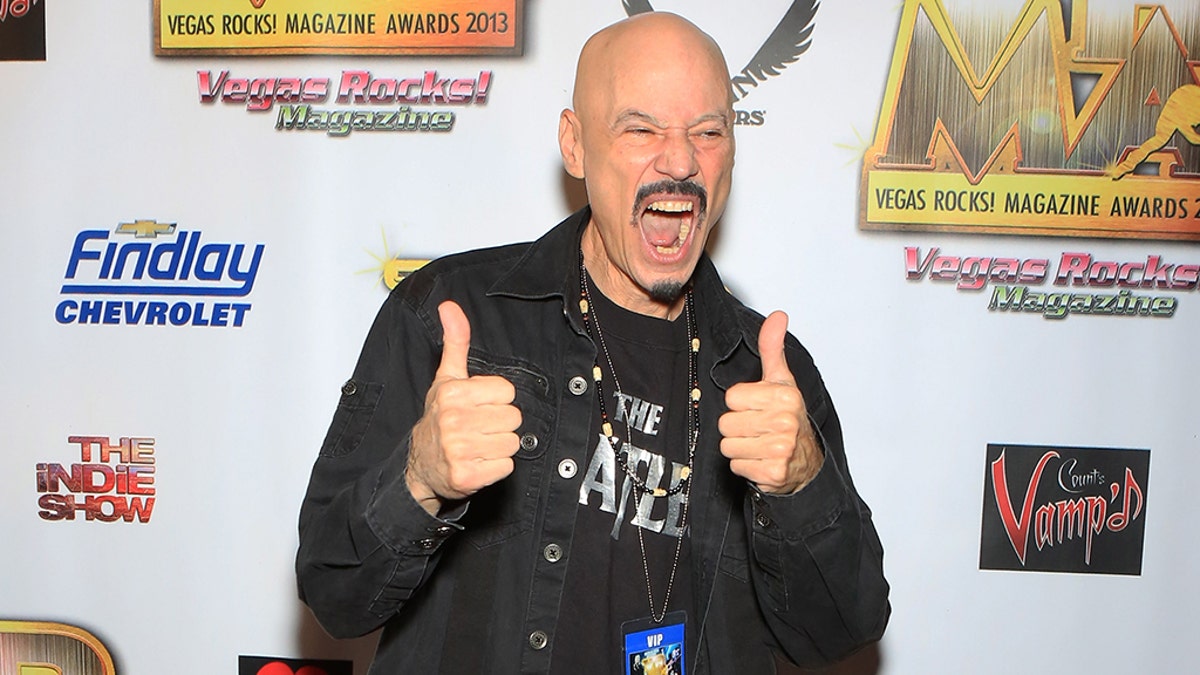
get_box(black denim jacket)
[296,208,889,674]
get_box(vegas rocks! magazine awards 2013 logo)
[861,0,1200,241]
[156,0,522,136]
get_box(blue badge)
[622,611,685,675]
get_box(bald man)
[297,12,889,674]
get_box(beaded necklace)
[578,252,700,623]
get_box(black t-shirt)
[552,281,697,675]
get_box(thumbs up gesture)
[406,301,523,515]
[719,311,823,494]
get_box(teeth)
[648,200,693,213]
[653,221,691,254]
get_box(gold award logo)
[861,0,1200,240]
[155,0,524,56]
[0,621,117,675]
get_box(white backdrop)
[2,1,1197,673]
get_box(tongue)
[642,211,684,247]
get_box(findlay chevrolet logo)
[56,219,264,327]
[862,1,1200,241]
[623,0,818,126]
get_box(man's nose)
[654,129,699,181]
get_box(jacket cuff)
[748,451,849,539]
[365,441,466,555]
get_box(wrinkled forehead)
[574,15,733,119]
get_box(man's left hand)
[719,311,824,494]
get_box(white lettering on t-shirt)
[578,433,688,540]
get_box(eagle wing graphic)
[741,0,819,79]
[623,0,655,16]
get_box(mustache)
[633,179,708,217]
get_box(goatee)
[648,280,685,303]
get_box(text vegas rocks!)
[906,247,1200,319]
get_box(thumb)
[436,300,471,379]
[758,311,795,385]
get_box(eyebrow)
[612,109,730,129]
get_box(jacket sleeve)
[295,288,464,638]
[743,343,890,667]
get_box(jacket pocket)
[462,353,553,548]
[318,379,385,458]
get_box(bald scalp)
[571,12,732,118]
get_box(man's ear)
[558,109,585,179]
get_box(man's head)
[559,12,735,318]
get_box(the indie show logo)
[36,436,157,523]
[0,621,117,675]
[0,0,45,61]
[56,220,263,327]
[862,0,1200,241]
[980,443,1150,575]
[623,0,819,127]
[198,69,492,136]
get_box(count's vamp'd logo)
[980,443,1149,575]
[862,0,1200,241]
[56,220,263,327]
[0,0,45,61]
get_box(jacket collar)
[487,206,590,303]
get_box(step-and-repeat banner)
[3,1,1197,673]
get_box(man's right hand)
[406,300,522,516]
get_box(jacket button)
[568,376,588,395]
[340,380,358,396]
[755,513,772,529]
[543,543,563,563]
[520,433,539,451]
[415,538,437,550]
[529,630,549,650]
[557,458,577,479]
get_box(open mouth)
[634,177,709,259]
[641,197,696,255]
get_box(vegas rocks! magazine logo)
[861,0,1200,241]
[980,443,1149,576]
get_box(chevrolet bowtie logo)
[116,220,177,238]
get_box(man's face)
[563,17,735,316]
